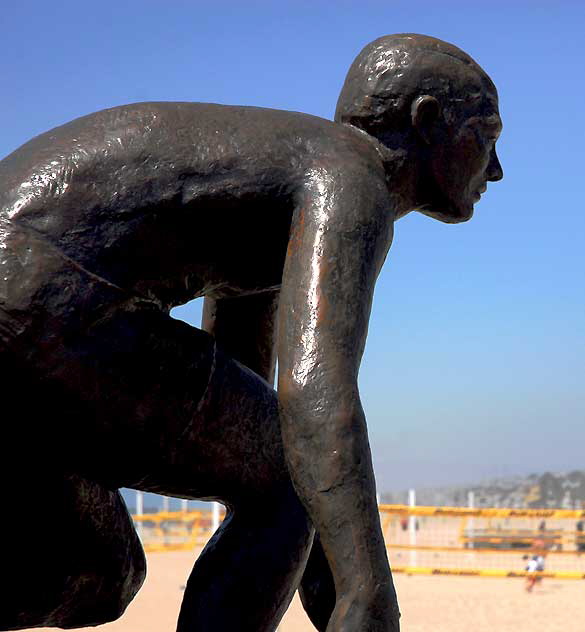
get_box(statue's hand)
[326,582,400,632]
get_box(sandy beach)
[27,549,585,632]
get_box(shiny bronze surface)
[0,34,501,631]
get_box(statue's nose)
[487,148,503,182]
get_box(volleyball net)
[380,504,585,579]
[133,506,225,553]
[131,503,585,579]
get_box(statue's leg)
[166,332,334,631]
[30,307,314,631]
[177,485,312,632]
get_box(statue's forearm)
[280,397,396,602]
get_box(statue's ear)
[411,95,441,145]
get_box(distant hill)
[381,470,585,509]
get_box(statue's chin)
[419,202,474,224]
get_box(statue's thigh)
[1,469,145,630]
[41,307,289,502]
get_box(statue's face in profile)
[423,90,503,223]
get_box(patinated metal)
[0,34,502,631]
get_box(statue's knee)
[1,558,144,630]
[1,474,146,630]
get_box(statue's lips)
[472,183,487,203]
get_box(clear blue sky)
[3,1,583,493]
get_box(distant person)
[524,554,545,592]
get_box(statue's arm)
[278,169,399,629]
[201,291,279,383]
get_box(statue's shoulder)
[297,119,389,189]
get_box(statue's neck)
[345,123,418,220]
[377,144,418,220]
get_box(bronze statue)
[0,34,502,631]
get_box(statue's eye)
[472,128,491,148]
[473,125,499,149]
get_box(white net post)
[181,498,188,512]
[162,495,169,513]
[408,489,417,567]
[212,501,221,533]
[467,490,475,549]
[135,490,144,540]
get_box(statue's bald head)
[336,35,503,224]
[335,34,497,137]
